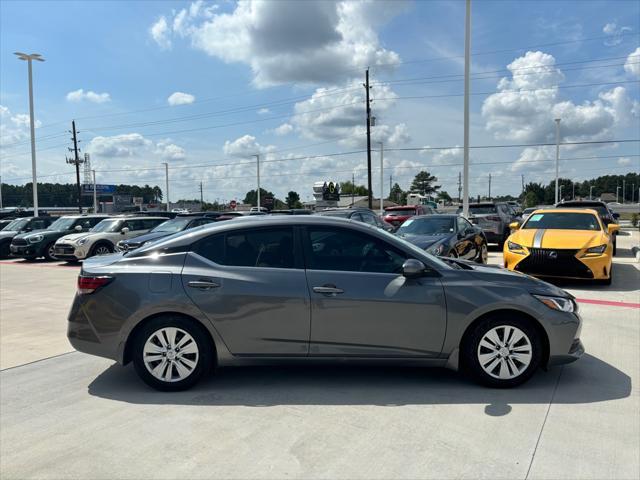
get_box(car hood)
[446,258,569,297]
[13,229,59,240]
[0,231,18,240]
[58,232,93,243]
[397,233,449,250]
[510,228,606,249]
[123,231,169,245]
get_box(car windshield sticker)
[529,214,544,222]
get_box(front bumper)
[10,243,40,257]
[548,338,585,367]
[55,243,90,260]
[504,247,612,280]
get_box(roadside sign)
[230,200,237,210]
[81,184,116,196]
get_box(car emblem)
[548,251,558,260]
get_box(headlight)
[533,294,575,313]
[28,234,43,243]
[508,241,526,254]
[581,244,606,257]
[428,244,444,256]
[76,238,88,246]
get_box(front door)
[182,227,311,356]
[303,226,447,357]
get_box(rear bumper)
[67,295,120,362]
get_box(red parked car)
[383,205,436,228]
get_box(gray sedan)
[68,216,583,391]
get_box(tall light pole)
[0,175,3,210]
[589,185,594,200]
[622,179,625,204]
[14,52,44,217]
[554,118,561,204]
[91,170,97,213]
[616,186,620,203]
[462,0,471,218]
[377,142,384,214]
[559,185,564,201]
[253,154,261,211]
[162,162,169,212]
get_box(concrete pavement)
[1,232,638,479]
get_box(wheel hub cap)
[143,327,199,383]
[477,325,532,380]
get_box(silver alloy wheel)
[480,244,488,263]
[477,325,532,380]
[143,327,199,383]
[94,245,111,256]
[47,244,57,260]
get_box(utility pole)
[162,162,169,212]
[462,0,471,218]
[631,184,635,204]
[389,174,392,197]
[554,118,561,204]
[457,172,462,204]
[66,120,83,213]
[521,175,525,196]
[572,182,575,200]
[622,179,625,203]
[0,175,3,210]
[91,170,97,213]
[15,52,44,217]
[352,172,355,206]
[200,182,204,205]
[253,154,261,211]
[488,173,492,200]
[616,186,620,203]
[377,141,384,214]
[364,68,373,209]
[589,185,594,200]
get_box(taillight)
[77,275,113,295]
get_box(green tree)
[436,190,452,203]
[243,188,278,208]
[285,191,302,209]
[523,191,539,208]
[339,181,368,196]
[409,171,440,195]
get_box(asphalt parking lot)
[1,231,639,480]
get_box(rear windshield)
[469,205,497,214]
[560,204,608,217]
[523,212,601,231]
[384,208,416,216]
[152,218,192,233]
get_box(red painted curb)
[576,298,640,309]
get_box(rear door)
[182,227,311,355]
[303,226,447,357]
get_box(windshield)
[91,219,122,233]
[523,212,601,231]
[384,208,416,216]
[152,218,192,233]
[48,217,77,232]
[4,218,30,231]
[397,217,454,235]
[562,204,608,217]
[469,205,497,214]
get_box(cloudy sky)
[1,0,639,204]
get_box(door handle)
[188,280,220,290]
[313,285,344,295]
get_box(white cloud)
[151,0,408,87]
[481,51,639,173]
[156,140,186,160]
[274,123,293,136]
[150,16,172,49]
[617,157,632,166]
[624,47,640,76]
[88,133,152,157]
[167,91,196,105]
[603,22,632,46]
[0,105,41,146]
[223,134,275,157]
[257,108,270,115]
[66,89,111,103]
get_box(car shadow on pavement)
[88,353,630,415]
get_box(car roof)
[411,214,457,219]
[384,205,419,210]
[530,208,600,215]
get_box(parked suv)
[461,202,518,246]
[0,216,58,258]
[116,216,215,252]
[315,207,394,232]
[383,205,436,228]
[555,200,619,255]
[10,215,105,260]
[54,216,167,261]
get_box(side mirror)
[402,259,426,279]
[74,225,83,232]
[608,224,619,234]
[612,212,620,219]
[121,227,130,235]
[509,221,520,230]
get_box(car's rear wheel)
[90,242,113,257]
[43,242,57,261]
[462,315,542,388]
[476,243,488,264]
[132,316,213,391]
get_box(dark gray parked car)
[68,216,583,391]
[459,202,520,246]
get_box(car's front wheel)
[43,242,57,261]
[462,315,542,388]
[476,243,488,264]
[132,316,213,391]
[90,242,113,257]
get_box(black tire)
[42,241,57,261]
[462,314,543,388]
[89,242,113,258]
[132,315,213,392]
[0,241,10,259]
[476,243,488,264]
[612,238,617,256]
[599,265,613,286]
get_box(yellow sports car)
[503,208,619,284]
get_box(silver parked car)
[68,216,583,391]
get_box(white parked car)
[54,216,167,261]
